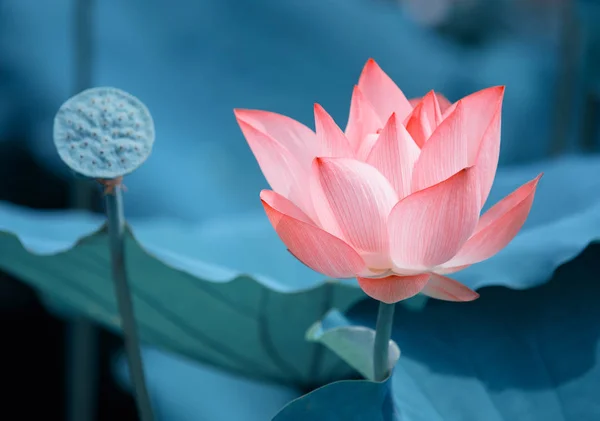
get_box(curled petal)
[314,104,354,158]
[358,58,413,122]
[442,174,542,269]
[234,109,317,167]
[235,116,311,213]
[262,194,366,278]
[471,87,504,208]
[345,85,382,151]
[436,93,453,113]
[409,92,452,113]
[260,190,313,225]
[411,86,504,204]
[405,90,443,147]
[357,274,430,304]
[312,158,399,257]
[446,86,503,207]
[421,273,479,302]
[355,132,380,161]
[366,113,420,199]
[389,168,480,269]
[411,102,469,193]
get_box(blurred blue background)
[1,0,599,419]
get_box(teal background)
[1,0,599,420]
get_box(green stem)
[373,301,395,382]
[106,187,155,421]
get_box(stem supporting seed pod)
[105,187,154,421]
[54,87,156,421]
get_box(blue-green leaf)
[1,155,599,392]
[274,376,397,421]
[109,155,600,420]
[306,309,400,381]
[0,204,364,385]
[275,245,600,420]
[115,349,300,421]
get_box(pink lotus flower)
[234,59,541,304]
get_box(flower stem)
[106,187,155,421]
[373,301,395,382]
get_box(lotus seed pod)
[53,87,154,178]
